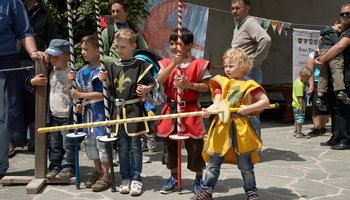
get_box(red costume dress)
[157,58,210,139]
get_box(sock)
[171,172,178,180]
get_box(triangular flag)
[283,22,291,36]
[277,21,284,35]
[271,20,278,33]
[262,19,271,31]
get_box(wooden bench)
[262,84,294,123]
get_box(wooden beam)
[34,61,48,178]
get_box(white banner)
[292,29,320,81]
[139,0,209,58]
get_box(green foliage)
[43,0,149,67]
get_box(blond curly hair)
[222,48,252,76]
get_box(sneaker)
[193,178,203,194]
[55,171,73,179]
[294,132,311,139]
[130,180,143,196]
[247,194,259,200]
[160,176,178,194]
[315,98,328,111]
[191,189,213,200]
[46,170,59,179]
[85,171,101,188]
[142,156,151,163]
[119,179,131,194]
[92,174,111,192]
[337,91,350,104]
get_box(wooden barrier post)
[26,61,48,193]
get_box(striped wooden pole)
[94,0,117,192]
[174,0,187,191]
[66,0,85,189]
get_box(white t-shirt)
[49,66,71,118]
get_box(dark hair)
[80,35,99,48]
[170,28,194,46]
[109,0,130,12]
[232,0,250,6]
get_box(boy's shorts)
[293,107,305,125]
[162,137,205,172]
[84,135,109,163]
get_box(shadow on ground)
[260,148,306,163]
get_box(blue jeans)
[202,153,257,197]
[48,116,75,172]
[0,72,9,175]
[117,126,142,181]
[246,66,262,136]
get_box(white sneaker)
[130,180,143,196]
[119,179,130,194]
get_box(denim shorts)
[293,107,305,125]
[84,135,109,163]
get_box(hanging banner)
[139,0,209,58]
[292,28,320,81]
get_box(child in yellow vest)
[191,48,270,200]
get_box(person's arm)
[184,78,210,92]
[157,55,182,84]
[298,96,304,112]
[238,90,270,115]
[306,55,315,94]
[202,93,222,118]
[318,37,350,62]
[70,90,103,100]
[248,20,272,66]
[21,36,46,60]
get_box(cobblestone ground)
[1,121,350,200]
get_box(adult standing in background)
[230,0,271,136]
[306,49,330,137]
[231,0,271,84]
[0,0,45,179]
[8,0,57,155]
[315,2,350,150]
[102,0,147,64]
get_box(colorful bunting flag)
[277,21,284,35]
[271,20,278,33]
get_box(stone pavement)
[1,120,350,200]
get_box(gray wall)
[188,0,345,84]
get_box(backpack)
[107,22,139,54]
[134,49,165,106]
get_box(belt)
[114,98,141,107]
[166,98,197,108]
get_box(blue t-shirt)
[309,50,320,82]
[0,0,33,56]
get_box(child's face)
[169,40,192,57]
[111,3,128,24]
[300,74,310,83]
[223,58,244,79]
[115,38,136,60]
[335,23,347,33]
[49,53,69,70]
[81,41,99,63]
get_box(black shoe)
[331,143,350,150]
[0,173,4,180]
[307,129,321,137]
[319,128,327,135]
[320,138,338,146]
[337,91,350,104]
[315,98,328,111]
